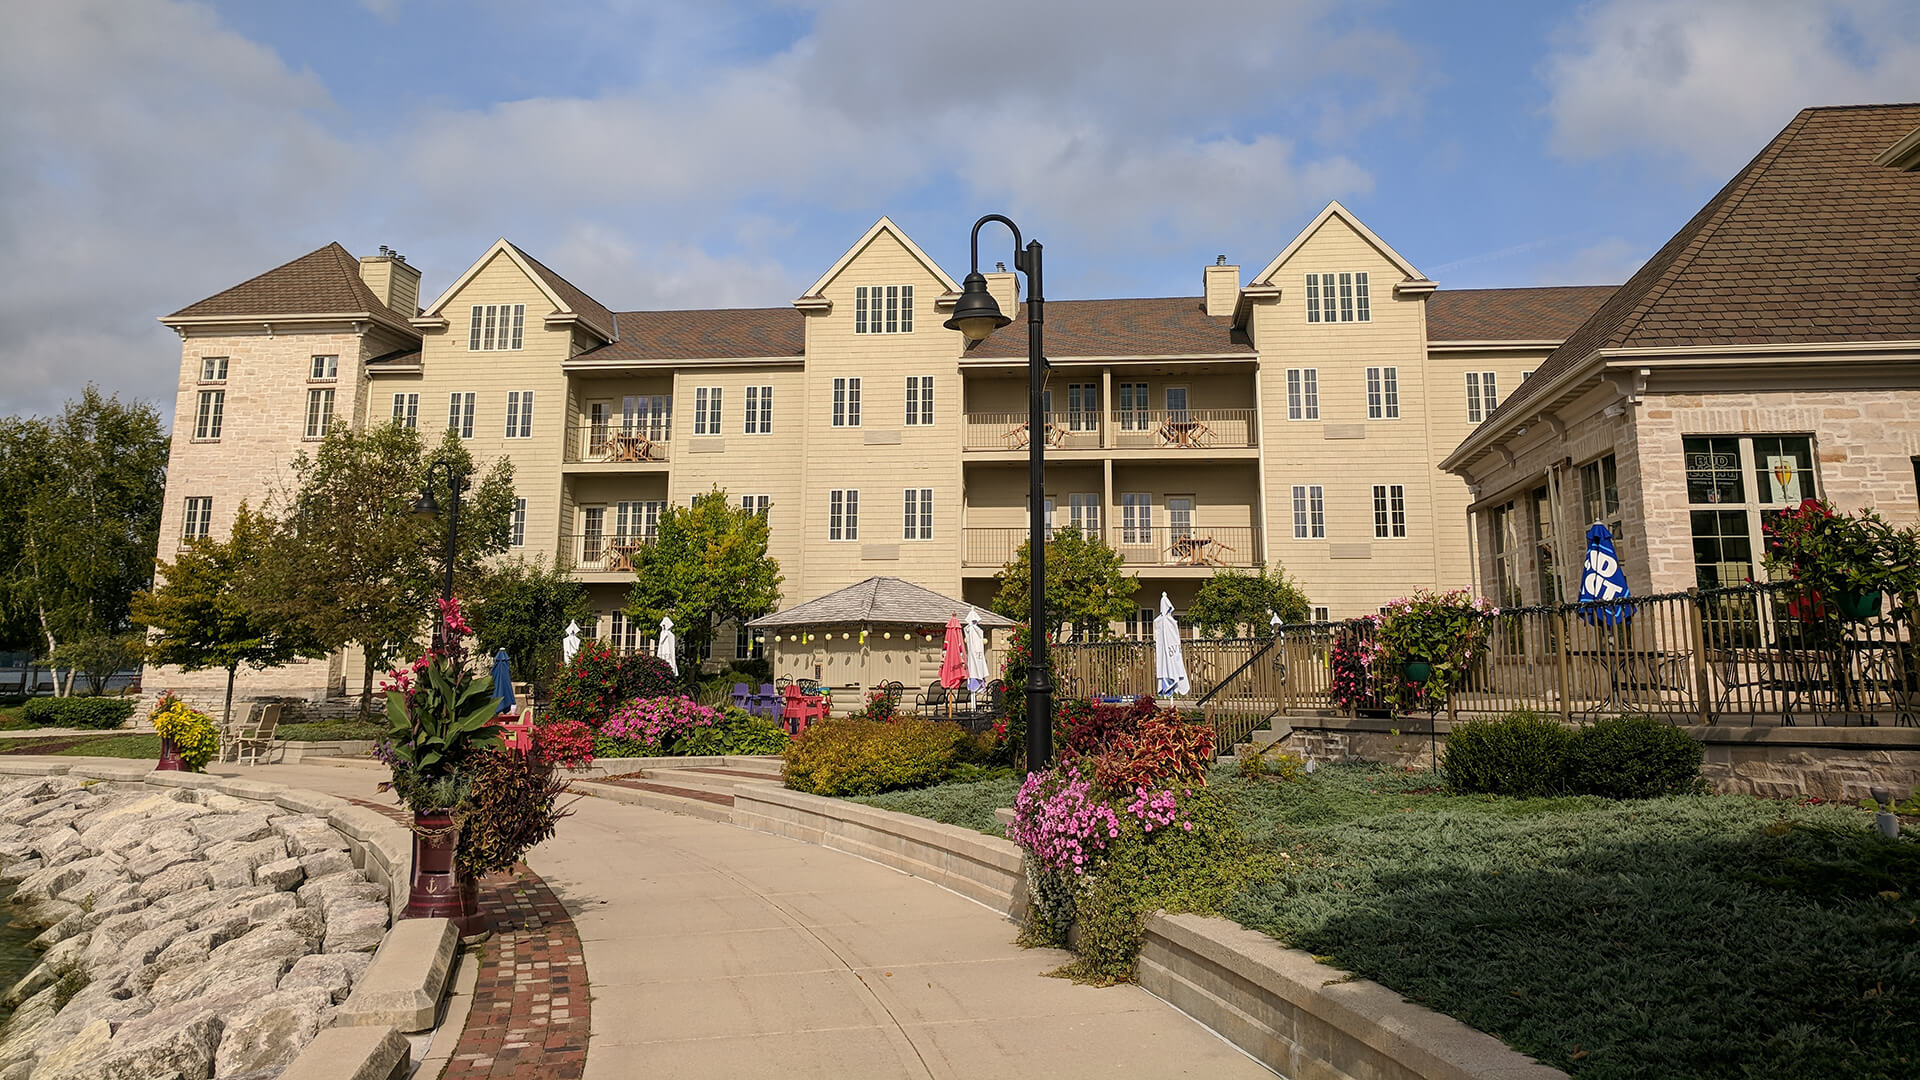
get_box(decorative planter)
[155,736,184,772]
[1402,660,1433,684]
[1837,590,1883,621]
[403,810,481,934]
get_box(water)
[0,883,42,1024]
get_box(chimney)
[360,246,422,316]
[1204,255,1239,318]
[986,263,1019,322]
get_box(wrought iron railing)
[557,532,653,573]
[961,525,1262,568]
[562,422,672,464]
[960,408,1258,451]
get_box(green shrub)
[676,708,790,756]
[1442,710,1570,797]
[1561,715,1703,799]
[20,697,135,730]
[782,716,967,796]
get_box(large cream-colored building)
[152,206,1613,700]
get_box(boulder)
[145,826,200,854]
[211,987,332,1077]
[189,812,272,847]
[0,857,42,883]
[207,928,313,981]
[244,892,298,925]
[259,907,327,951]
[296,872,384,912]
[254,857,305,891]
[297,849,354,880]
[123,846,194,882]
[0,961,54,1010]
[205,859,252,890]
[86,1008,221,1080]
[137,861,209,902]
[277,951,371,1004]
[321,900,387,954]
[25,1017,113,1080]
[9,862,82,905]
[274,820,347,858]
[54,868,131,909]
[202,836,288,877]
[150,913,251,976]
[28,829,81,867]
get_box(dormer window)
[469,304,526,350]
[1305,272,1369,323]
[854,285,913,334]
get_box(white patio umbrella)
[655,616,678,676]
[963,607,990,693]
[562,620,581,665]
[1153,593,1190,697]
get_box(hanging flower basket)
[1402,660,1433,684]
[1837,589,1883,621]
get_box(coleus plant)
[382,597,504,812]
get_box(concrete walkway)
[219,762,1274,1080]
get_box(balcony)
[961,525,1262,570]
[961,409,1256,452]
[562,422,672,466]
[558,532,653,577]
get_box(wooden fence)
[1054,583,1917,748]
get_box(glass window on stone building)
[1684,434,1816,589]
[1531,486,1560,604]
[1488,501,1521,607]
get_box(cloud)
[1530,237,1644,286]
[1543,0,1920,174]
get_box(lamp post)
[946,214,1051,773]
[412,458,467,644]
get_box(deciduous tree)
[1188,565,1312,639]
[469,555,592,690]
[992,527,1139,642]
[624,488,782,666]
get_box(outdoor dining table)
[1158,418,1212,448]
[1002,420,1069,449]
[1169,535,1231,566]
[607,432,657,462]
[604,537,644,571]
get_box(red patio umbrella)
[939,615,967,690]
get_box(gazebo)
[749,577,1016,709]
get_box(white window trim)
[193,390,224,441]
[694,386,723,435]
[469,304,527,351]
[1367,366,1400,420]
[832,377,862,427]
[829,489,860,540]
[1372,484,1407,539]
[903,488,933,540]
[449,392,475,439]
[199,357,227,383]
[309,354,339,382]
[1292,484,1325,539]
[304,388,335,440]
[905,376,935,426]
[743,385,772,434]
[855,284,915,334]
[182,496,212,541]
[510,498,527,548]
[504,390,534,439]
[1286,369,1319,421]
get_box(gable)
[419,239,616,341]
[1251,201,1427,287]
[797,217,960,302]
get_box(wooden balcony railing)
[961,409,1256,450]
[558,532,653,573]
[962,525,1261,568]
[563,422,672,464]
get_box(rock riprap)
[0,776,391,1080]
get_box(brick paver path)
[441,866,591,1080]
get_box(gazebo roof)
[748,577,1017,629]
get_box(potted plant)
[1373,589,1496,713]
[380,597,503,932]
[1329,617,1388,717]
[149,691,219,772]
[1764,499,1920,622]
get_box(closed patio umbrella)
[963,607,989,692]
[656,616,678,676]
[563,620,581,665]
[490,649,515,714]
[939,615,966,689]
[1577,522,1632,626]
[1154,593,1190,697]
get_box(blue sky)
[3,0,1917,418]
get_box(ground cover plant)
[277,717,388,741]
[855,774,1021,833]
[0,733,164,757]
[782,715,970,796]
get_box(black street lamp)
[412,459,467,644]
[946,214,1050,773]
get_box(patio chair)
[913,681,948,718]
[753,683,781,719]
[218,701,262,763]
[729,682,753,711]
[782,684,828,734]
[230,703,282,766]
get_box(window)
[580,507,604,563]
[448,393,475,439]
[694,387,723,435]
[182,497,212,541]
[607,611,641,654]
[1312,606,1331,623]
[854,285,913,333]
[1489,501,1521,605]
[304,388,335,439]
[1305,272,1370,323]
[735,626,765,662]
[1166,496,1193,539]
[1037,496,1056,540]
[743,386,772,434]
[1067,384,1098,431]
[1372,484,1407,538]
[1292,485,1325,539]
[1466,371,1499,423]
[1581,453,1622,534]
[829,489,859,540]
[1117,382,1149,430]
[1684,435,1817,588]
[623,395,671,441]
[511,498,526,548]
[1286,369,1319,420]
[1126,607,1156,640]
[905,377,934,426]
[468,304,525,350]
[504,391,534,438]
[1067,493,1100,534]
[739,494,770,517]
[1532,487,1560,604]
[199,357,227,382]
[832,378,862,426]
[1118,494,1151,544]
[615,500,665,542]
[309,355,338,381]
[903,488,933,540]
[1366,367,1399,419]
[194,390,224,440]
[391,393,418,430]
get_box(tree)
[1188,565,1313,639]
[257,424,514,714]
[132,504,323,728]
[468,555,592,690]
[625,488,783,666]
[51,632,142,696]
[0,388,168,693]
[991,527,1139,642]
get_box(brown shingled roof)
[572,307,804,362]
[1426,286,1617,342]
[166,242,411,325]
[1481,103,1920,432]
[967,297,1251,359]
[504,242,617,341]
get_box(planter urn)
[403,810,481,934]
[155,736,184,772]
[1402,660,1434,684]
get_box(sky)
[3,0,1917,421]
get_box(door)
[587,400,610,458]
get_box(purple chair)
[753,683,781,719]
[729,683,752,711]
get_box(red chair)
[782,685,828,735]
[491,711,534,753]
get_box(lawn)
[277,718,385,741]
[855,762,1919,1080]
[0,733,162,758]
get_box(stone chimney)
[1204,256,1239,317]
[360,247,422,316]
[985,263,1019,321]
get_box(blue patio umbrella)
[1577,522,1633,627]
[490,649,516,714]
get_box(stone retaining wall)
[0,762,417,1080]
[1277,715,1920,801]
